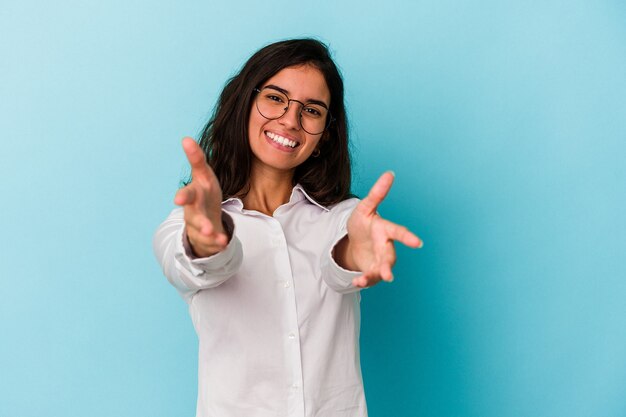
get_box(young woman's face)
[248,64,330,174]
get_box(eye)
[303,106,323,118]
[263,92,286,104]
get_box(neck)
[242,164,295,216]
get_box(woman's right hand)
[174,137,229,258]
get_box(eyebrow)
[264,84,329,109]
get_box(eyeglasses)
[253,87,333,135]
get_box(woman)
[154,38,422,417]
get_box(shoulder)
[327,197,360,218]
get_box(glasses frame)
[253,87,334,135]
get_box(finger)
[380,262,394,282]
[214,232,229,247]
[352,275,371,288]
[186,224,228,252]
[174,186,196,206]
[383,220,423,248]
[352,268,383,288]
[182,137,214,182]
[199,217,215,236]
[352,275,380,288]
[352,276,366,288]
[371,229,395,282]
[190,213,227,244]
[352,272,367,288]
[377,240,396,282]
[186,212,216,237]
[187,230,227,257]
[358,171,395,215]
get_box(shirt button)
[288,333,296,339]
[283,281,291,288]
[292,383,299,389]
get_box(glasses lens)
[300,104,328,135]
[255,88,331,135]
[256,89,288,120]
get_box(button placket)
[271,217,305,415]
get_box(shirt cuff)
[321,233,362,293]
[176,211,242,278]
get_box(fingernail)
[418,240,424,249]
[388,170,396,177]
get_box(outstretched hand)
[175,137,228,257]
[339,172,423,288]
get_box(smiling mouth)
[266,131,300,148]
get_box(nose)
[278,101,301,131]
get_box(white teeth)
[267,132,297,148]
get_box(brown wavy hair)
[195,38,352,206]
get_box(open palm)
[346,172,423,288]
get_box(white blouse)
[153,185,368,417]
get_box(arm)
[152,137,243,301]
[153,208,242,301]
[174,137,229,257]
[320,199,363,294]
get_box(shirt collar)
[291,184,330,212]
[222,196,243,211]
[221,184,329,212]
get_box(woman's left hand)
[337,172,423,288]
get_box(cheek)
[308,134,323,149]
[248,113,270,159]
[248,109,266,138]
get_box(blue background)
[1,1,625,416]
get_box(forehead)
[262,65,330,104]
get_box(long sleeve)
[153,208,243,302]
[320,198,362,294]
